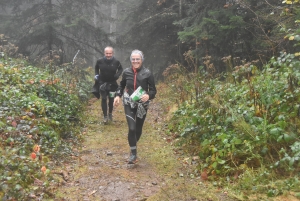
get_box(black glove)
[114,74,119,80]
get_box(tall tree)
[0,0,111,65]
[176,0,294,72]
[118,0,180,79]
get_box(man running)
[94,46,123,124]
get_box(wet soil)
[53,98,235,201]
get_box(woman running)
[113,49,157,164]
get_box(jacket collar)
[104,56,114,63]
[132,65,143,72]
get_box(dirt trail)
[54,98,234,201]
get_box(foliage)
[119,0,180,80]
[0,0,110,65]
[174,0,296,73]
[165,50,300,198]
[0,45,91,200]
[163,0,300,198]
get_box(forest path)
[54,97,234,201]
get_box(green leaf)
[15,184,22,190]
[270,128,281,136]
[217,159,226,165]
[212,161,218,168]
[289,157,295,166]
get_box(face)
[104,48,113,60]
[131,53,142,69]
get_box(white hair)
[104,46,114,52]
[130,49,144,61]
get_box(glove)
[114,74,119,80]
[94,75,99,80]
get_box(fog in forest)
[0,0,297,80]
[0,0,147,73]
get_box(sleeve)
[116,71,126,97]
[114,61,123,80]
[94,60,99,75]
[147,72,157,100]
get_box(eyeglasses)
[131,58,141,61]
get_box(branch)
[72,50,80,65]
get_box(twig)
[72,50,80,65]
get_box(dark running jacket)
[116,66,157,100]
[94,57,123,91]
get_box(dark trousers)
[99,81,118,117]
[101,96,114,117]
[124,104,147,147]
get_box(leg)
[124,105,137,147]
[100,90,108,116]
[136,111,147,142]
[100,90,108,123]
[101,98,108,117]
[108,97,114,121]
[124,105,138,164]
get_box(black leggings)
[124,104,147,147]
[101,97,114,116]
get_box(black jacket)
[116,66,157,100]
[95,57,123,90]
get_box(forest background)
[1,0,300,200]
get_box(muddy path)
[53,98,235,201]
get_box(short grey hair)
[130,49,144,61]
[104,46,114,52]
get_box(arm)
[147,72,157,100]
[94,60,100,80]
[114,70,126,107]
[114,61,123,80]
[94,60,99,75]
[141,72,156,102]
[116,71,126,97]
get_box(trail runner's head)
[104,46,114,60]
[130,49,144,70]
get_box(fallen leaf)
[11,121,17,127]
[33,144,40,152]
[201,169,208,181]
[88,190,97,196]
[289,36,295,40]
[41,166,47,174]
[31,152,36,160]
[192,156,199,161]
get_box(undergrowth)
[163,51,300,200]
[0,45,93,200]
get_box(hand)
[140,94,149,102]
[94,75,99,80]
[114,96,120,107]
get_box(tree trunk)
[93,9,97,65]
[110,3,117,44]
[47,0,53,58]
[178,0,184,62]
[179,0,182,18]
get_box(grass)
[52,90,234,200]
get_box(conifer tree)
[118,0,180,79]
[0,0,111,65]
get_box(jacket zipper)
[133,68,137,90]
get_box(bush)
[0,50,91,199]
[166,52,300,197]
